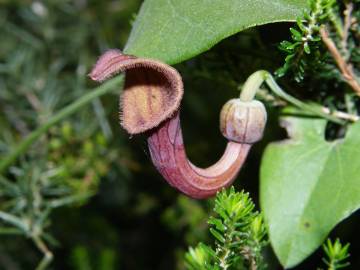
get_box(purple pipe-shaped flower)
[90,50,266,199]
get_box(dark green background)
[0,0,359,269]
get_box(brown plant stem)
[320,26,360,95]
[341,1,353,53]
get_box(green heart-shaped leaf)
[260,113,360,268]
[124,0,308,64]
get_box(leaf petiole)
[240,70,355,125]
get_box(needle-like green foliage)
[322,238,350,270]
[276,0,336,81]
[277,0,359,84]
[185,187,267,270]
[0,1,135,268]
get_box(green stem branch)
[33,236,53,270]
[240,70,350,125]
[0,76,123,175]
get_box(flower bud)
[220,99,267,144]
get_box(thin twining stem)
[241,70,358,124]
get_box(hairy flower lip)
[90,50,257,199]
[90,49,183,134]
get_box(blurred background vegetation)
[0,0,359,269]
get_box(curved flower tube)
[147,111,251,198]
[90,50,265,199]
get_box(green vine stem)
[240,70,358,125]
[33,236,53,270]
[0,76,124,174]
